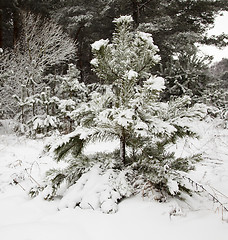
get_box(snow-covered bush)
[10,63,89,137]
[201,81,228,128]
[57,166,132,213]
[29,115,59,136]
[0,12,76,119]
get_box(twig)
[13,179,26,191]
[208,185,228,200]
[25,168,41,187]
[182,175,228,213]
[88,203,95,210]
[180,138,187,158]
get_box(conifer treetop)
[91,15,161,85]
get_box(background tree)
[0,12,76,118]
[18,0,52,17]
[46,0,228,86]
[201,58,228,110]
[1,1,228,120]
[159,48,212,101]
[2,1,227,83]
[0,0,23,48]
[210,58,228,85]
[47,0,121,82]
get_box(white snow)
[90,58,99,67]
[0,117,228,240]
[58,166,129,214]
[125,70,138,80]
[115,109,134,127]
[58,99,76,110]
[145,76,166,91]
[167,179,179,195]
[91,39,109,51]
[137,31,154,46]
[113,15,134,24]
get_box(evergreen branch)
[54,135,85,162]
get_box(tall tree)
[126,0,228,63]
[45,0,228,82]
[48,0,121,82]
[0,0,21,48]
[0,8,2,48]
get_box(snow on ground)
[0,118,228,240]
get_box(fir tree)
[90,15,161,164]
[39,16,205,211]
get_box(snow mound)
[58,165,133,213]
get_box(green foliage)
[202,59,228,112]
[42,16,204,203]
[159,50,212,101]
[132,140,202,196]
[53,135,85,162]
[42,151,124,201]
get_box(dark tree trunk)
[120,127,126,165]
[0,9,2,48]
[132,0,140,26]
[13,8,22,47]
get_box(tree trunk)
[13,8,22,47]
[32,103,35,116]
[120,127,126,165]
[21,105,24,124]
[132,0,140,26]
[0,9,2,48]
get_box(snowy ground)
[0,118,228,240]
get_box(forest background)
[1,1,228,117]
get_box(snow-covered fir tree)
[24,64,88,136]
[35,16,206,213]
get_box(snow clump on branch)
[113,15,134,24]
[125,70,138,80]
[137,31,155,46]
[145,76,166,91]
[91,39,109,51]
[90,58,99,67]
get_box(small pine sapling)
[38,15,206,211]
